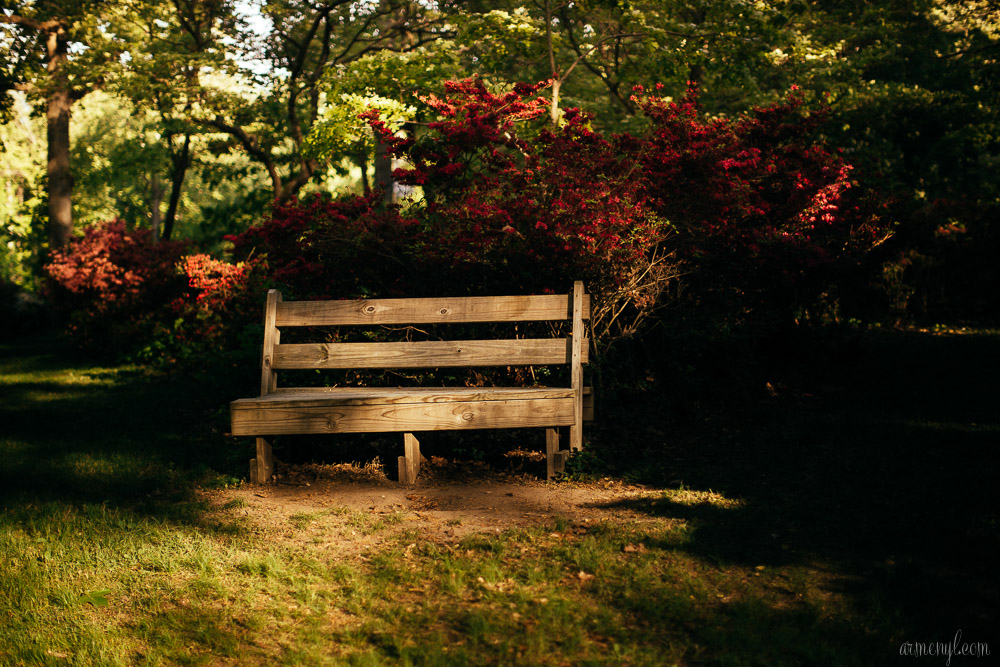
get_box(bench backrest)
[259,282,590,398]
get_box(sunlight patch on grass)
[0,360,138,388]
[5,330,993,664]
[21,388,93,403]
[0,495,905,665]
[661,487,746,509]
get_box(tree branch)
[203,114,283,194]
[0,13,65,32]
[559,31,644,85]
[558,9,639,113]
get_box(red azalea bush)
[45,220,261,363]
[631,83,887,327]
[156,253,264,365]
[231,80,673,308]
[370,81,677,342]
[45,220,190,351]
[230,78,883,348]
[50,78,888,373]
[231,80,682,347]
[228,191,419,301]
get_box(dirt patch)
[201,459,668,547]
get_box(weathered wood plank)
[231,398,576,436]
[255,437,274,484]
[260,290,281,397]
[546,427,560,480]
[275,294,591,326]
[399,432,421,484]
[259,386,576,407]
[569,281,585,451]
[248,386,594,419]
[272,338,589,370]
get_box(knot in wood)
[363,304,377,314]
[461,412,475,422]
[439,308,450,316]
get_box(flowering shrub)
[159,254,263,363]
[52,78,887,370]
[240,80,679,344]
[396,81,679,341]
[45,220,186,305]
[383,78,885,336]
[45,220,261,363]
[45,220,189,351]
[228,191,418,300]
[631,84,887,325]
[229,78,887,354]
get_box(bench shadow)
[588,330,1000,645]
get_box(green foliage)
[68,90,270,241]
[2,0,997,326]
[456,6,545,76]
[70,92,167,227]
[303,92,416,162]
[783,1,1000,322]
[1,0,131,113]
[0,95,44,288]
[0,9,30,126]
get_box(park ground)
[1,327,997,665]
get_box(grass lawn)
[1,329,997,665]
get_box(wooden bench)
[230,282,592,484]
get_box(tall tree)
[197,0,452,202]
[0,6,31,126]
[449,1,796,129]
[110,0,239,240]
[0,0,116,248]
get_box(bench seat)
[231,386,578,436]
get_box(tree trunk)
[357,147,371,195]
[550,78,562,126]
[45,28,73,249]
[545,0,561,126]
[374,134,394,205]
[150,171,163,243]
[163,133,191,241]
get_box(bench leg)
[398,432,421,485]
[546,428,571,480]
[569,423,583,452]
[252,437,274,485]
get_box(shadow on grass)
[590,329,1000,651]
[3,329,998,661]
[0,333,246,518]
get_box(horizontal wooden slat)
[272,338,589,369]
[231,397,576,436]
[259,386,577,407]
[243,385,594,421]
[275,293,590,326]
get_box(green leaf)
[78,589,111,607]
